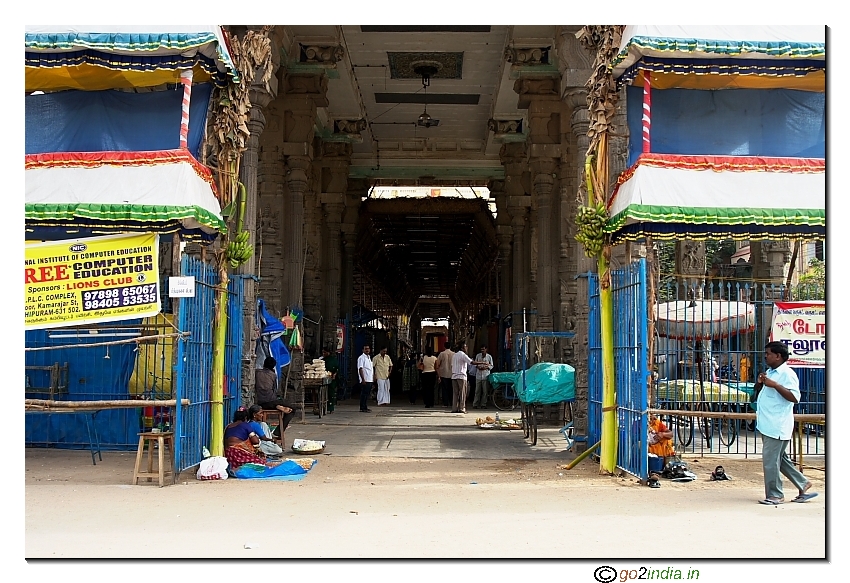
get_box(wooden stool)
[257,410,285,449]
[132,431,175,487]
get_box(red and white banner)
[769,301,825,368]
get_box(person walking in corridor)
[451,341,473,414]
[755,341,817,505]
[436,342,455,408]
[373,346,393,406]
[419,347,438,408]
[472,345,494,409]
[357,345,373,413]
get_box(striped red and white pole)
[179,68,194,150]
[642,70,651,154]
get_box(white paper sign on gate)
[169,276,196,297]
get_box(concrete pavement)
[286,399,574,461]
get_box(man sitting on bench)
[254,357,299,438]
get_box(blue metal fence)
[654,280,825,457]
[588,259,650,480]
[173,256,243,474]
[588,269,825,472]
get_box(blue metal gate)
[588,259,649,480]
[173,256,243,473]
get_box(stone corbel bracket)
[505,46,561,80]
[504,46,550,66]
[487,118,526,143]
[326,119,368,143]
[300,44,344,66]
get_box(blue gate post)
[613,259,649,481]
[587,271,602,449]
[173,255,246,474]
[586,260,648,480]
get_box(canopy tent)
[654,300,755,341]
[611,25,825,90]
[604,26,825,244]
[25,26,239,91]
[24,26,238,242]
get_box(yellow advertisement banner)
[25,233,160,330]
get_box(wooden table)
[300,377,330,421]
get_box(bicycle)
[491,382,520,411]
[673,400,713,447]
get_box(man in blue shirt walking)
[755,341,817,505]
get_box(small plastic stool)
[132,431,175,487]
[257,410,285,449]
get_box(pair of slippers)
[758,492,818,505]
[710,465,731,481]
[647,473,661,488]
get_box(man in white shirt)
[450,341,473,414]
[755,341,816,505]
[435,343,455,407]
[357,345,373,413]
[471,345,494,409]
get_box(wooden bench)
[25,362,69,399]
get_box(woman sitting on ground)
[223,407,267,470]
[246,404,284,456]
[648,414,676,461]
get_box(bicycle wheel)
[717,405,737,447]
[528,404,538,445]
[697,404,713,442]
[492,385,515,411]
[522,404,531,439]
[675,414,693,448]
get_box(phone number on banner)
[82,284,159,311]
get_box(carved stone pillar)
[500,142,530,318]
[320,141,351,348]
[283,154,311,308]
[237,77,277,403]
[280,73,329,309]
[749,240,792,342]
[516,75,561,337]
[490,179,512,317]
[567,88,593,438]
[341,177,367,322]
[676,240,707,299]
[751,240,792,299]
[531,162,557,333]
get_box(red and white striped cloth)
[179,68,194,150]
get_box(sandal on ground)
[792,492,818,502]
[758,498,785,505]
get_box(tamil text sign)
[769,301,825,368]
[25,233,160,330]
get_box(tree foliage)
[794,258,825,300]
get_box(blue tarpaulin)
[255,299,290,374]
[626,86,825,166]
[25,84,212,158]
[488,363,576,404]
[25,323,142,449]
[233,459,316,480]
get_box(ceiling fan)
[414,63,440,128]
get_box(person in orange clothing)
[648,414,676,459]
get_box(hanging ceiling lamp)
[414,63,440,128]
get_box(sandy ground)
[25,448,825,560]
[20,401,830,583]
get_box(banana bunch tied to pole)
[225,229,253,269]
[575,201,608,258]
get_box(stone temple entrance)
[214,25,795,439]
